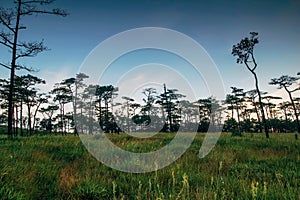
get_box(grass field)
[0,132,299,199]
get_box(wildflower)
[172,170,176,187]
[219,161,223,172]
[263,181,267,196]
[275,172,283,179]
[251,180,258,199]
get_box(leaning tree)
[0,0,67,137]
[269,74,300,135]
[232,32,269,138]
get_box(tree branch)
[0,32,14,48]
[250,52,257,71]
[244,61,253,73]
[15,64,36,72]
[20,8,68,17]
[21,0,56,5]
[0,40,13,49]
[0,62,11,69]
[291,87,300,93]
[0,8,16,33]
[16,41,48,59]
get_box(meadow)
[0,132,299,200]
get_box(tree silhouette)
[81,84,97,134]
[269,75,300,136]
[228,87,245,134]
[122,96,134,132]
[40,105,59,134]
[16,74,45,135]
[95,85,118,133]
[0,0,67,138]
[156,84,185,132]
[32,93,48,134]
[61,73,89,135]
[246,89,262,132]
[52,83,72,135]
[262,95,282,120]
[232,32,269,138]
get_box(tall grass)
[0,133,299,199]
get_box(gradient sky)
[0,0,299,101]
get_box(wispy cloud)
[115,63,200,103]
[37,66,75,94]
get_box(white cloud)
[37,66,75,94]
[115,63,200,103]
[268,85,300,104]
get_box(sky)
[0,0,299,102]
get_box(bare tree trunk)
[285,87,300,134]
[14,105,18,137]
[20,100,23,136]
[230,103,234,119]
[27,103,32,136]
[126,102,130,133]
[253,72,269,138]
[62,104,65,135]
[73,83,78,135]
[253,101,262,133]
[7,0,21,138]
[236,104,241,133]
[33,102,42,134]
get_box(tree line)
[0,70,299,137]
[0,1,299,138]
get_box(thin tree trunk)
[126,102,130,133]
[8,0,21,138]
[285,87,300,134]
[73,83,78,135]
[14,105,18,137]
[253,72,269,138]
[253,101,262,133]
[33,102,42,134]
[236,104,241,133]
[62,104,65,135]
[20,100,23,136]
[49,117,53,134]
[27,103,32,136]
[231,103,234,119]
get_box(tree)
[269,75,300,135]
[141,87,157,115]
[122,96,134,132]
[81,84,97,134]
[95,85,118,133]
[0,0,67,137]
[232,32,269,138]
[140,87,159,131]
[0,79,9,127]
[227,87,245,134]
[197,97,223,132]
[246,89,262,132]
[32,93,48,133]
[16,74,45,135]
[52,84,72,134]
[40,104,59,134]
[178,100,197,131]
[156,84,185,132]
[262,95,282,120]
[61,73,89,135]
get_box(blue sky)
[0,0,299,101]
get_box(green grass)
[0,133,299,199]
